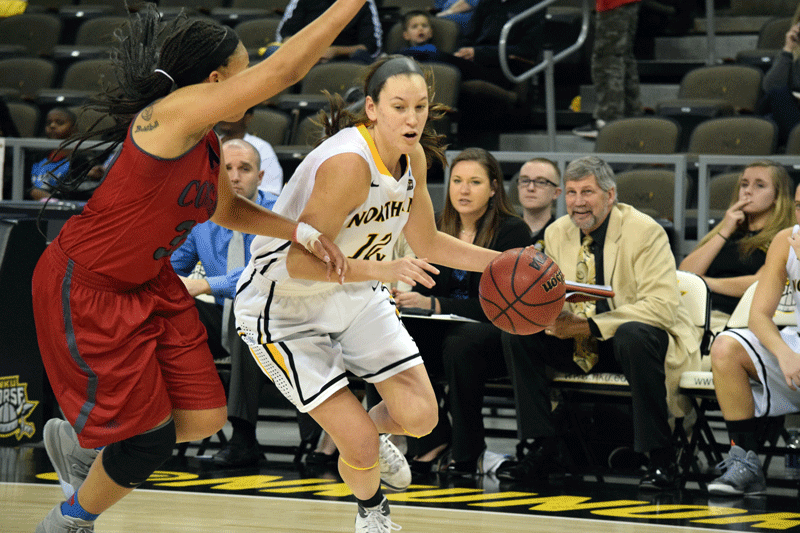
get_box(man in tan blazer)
[498,155,700,490]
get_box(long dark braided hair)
[48,3,236,198]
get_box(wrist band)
[430,296,436,311]
[718,233,728,242]
[293,222,324,256]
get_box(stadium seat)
[0,13,62,57]
[0,58,57,101]
[656,65,764,151]
[594,116,681,155]
[687,116,778,157]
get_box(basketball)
[479,247,566,335]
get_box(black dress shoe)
[305,450,338,466]
[638,462,679,491]
[211,441,263,467]
[496,442,568,484]
[445,458,478,475]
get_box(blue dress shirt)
[170,190,278,305]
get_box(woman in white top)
[235,56,506,533]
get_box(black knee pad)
[102,418,176,488]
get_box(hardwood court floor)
[4,412,800,533]
[3,482,776,533]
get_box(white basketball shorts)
[234,278,422,413]
[717,327,800,417]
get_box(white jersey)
[246,124,415,295]
[788,224,800,327]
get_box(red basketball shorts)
[32,240,226,448]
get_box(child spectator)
[29,108,78,201]
[399,10,437,56]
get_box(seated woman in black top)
[680,160,794,331]
[393,147,531,475]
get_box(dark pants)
[194,298,266,428]
[501,321,671,454]
[759,86,800,147]
[403,318,507,463]
[194,298,227,361]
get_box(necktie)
[221,230,244,354]
[573,234,599,373]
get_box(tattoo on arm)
[135,121,159,133]
[135,105,159,133]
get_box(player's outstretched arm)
[163,0,368,135]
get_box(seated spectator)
[757,5,800,147]
[515,157,562,249]
[706,183,800,496]
[276,0,382,64]
[170,139,278,468]
[399,10,438,56]
[450,0,544,88]
[435,0,478,35]
[497,155,701,490]
[29,108,78,201]
[216,107,284,197]
[392,147,531,475]
[680,160,794,332]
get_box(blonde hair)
[698,160,794,257]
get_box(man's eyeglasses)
[518,177,557,189]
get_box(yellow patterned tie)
[573,234,599,372]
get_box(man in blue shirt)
[171,139,278,467]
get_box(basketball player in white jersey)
[707,182,800,497]
[234,56,504,533]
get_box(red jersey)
[57,127,221,285]
[596,0,639,12]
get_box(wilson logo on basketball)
[542,270,565,292]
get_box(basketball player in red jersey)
[31,2,362,531]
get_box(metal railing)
[1,137,106,201]
[497,0,592,152]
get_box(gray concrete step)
[579,83,679,114]
[654,33,759,61]
[498,132,595,152]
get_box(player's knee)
[340,433,380,470]
[102,418,176,488]
[710,335,740,374]
[401,399,438,438]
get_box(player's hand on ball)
[393,290,433,310]
[389,257,439,289]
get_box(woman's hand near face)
[720,198,751,238]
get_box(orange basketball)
[479,247,566,335]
